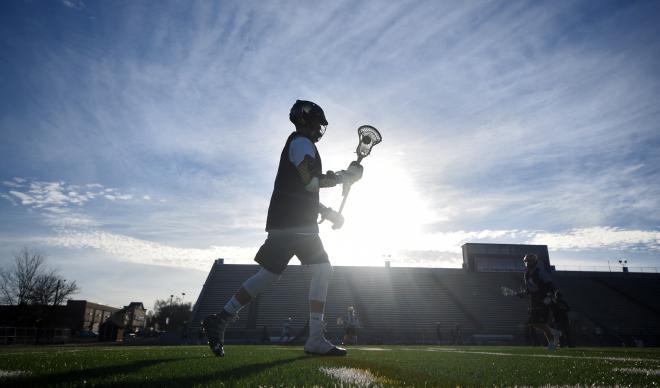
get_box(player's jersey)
[266,132,322,233]
[524,266,554,305]
[345,313,359,328]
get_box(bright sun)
[320,154,436,267]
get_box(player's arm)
[295,156,337,192]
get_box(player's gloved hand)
[543,296,552,305]
[336,162,364,186]
[324,170,339,187]
[334,171,351,187]
[346,161,363,182]
[323,207,344,230]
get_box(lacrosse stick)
[500,286,525,297]
[337,125,382,214]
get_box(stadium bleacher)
[189,260,660,346]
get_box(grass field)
[1,344,659,387]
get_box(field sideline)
[1,344,659,387]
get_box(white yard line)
[319,366,379,387]
[0,346,164,356]
[0,349,85,356]
[613,367,660,376]
[0,369,28,378]
[351,347,392,351]
[423,348,659,364]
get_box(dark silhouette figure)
[551,290,572,347]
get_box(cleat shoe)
[202,310,237,357]
[554,331,562,345]
[304,336,347,356]
[550,328,562,347]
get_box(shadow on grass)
[8,354,308,387]
[123,355,309,387]
[9,357,186,387]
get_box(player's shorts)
[254,232,329,275]
[528,304,550,325]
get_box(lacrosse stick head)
[356,125,382,161]
[500,286,515,296]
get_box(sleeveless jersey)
[265,132,322,233]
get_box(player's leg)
[297,235,346,356]
[203,234,290,357]
[203,267,280,356]
[547,324,562,348]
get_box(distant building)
[0,300,118,335]
[0,299,145,344]
[66,300,119,333]
[123,302,147,333]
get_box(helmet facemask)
[290,100,328,142]
[523,254,538,268]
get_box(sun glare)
[320,155,436,267]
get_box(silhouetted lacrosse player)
[519,253,562,350]
[551,290,572,347]
[341,306,360,345]
[202,100,362,357]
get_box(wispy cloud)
[45,229,252,270]
[530,227,660,252]
[61,0,85,10]
[3,178,132,214]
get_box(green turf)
[1,345,659,387]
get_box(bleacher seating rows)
[189,262,660,344]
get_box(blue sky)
[1,0,660,309]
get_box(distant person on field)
[261,326,270,343]
[551,290,572,347]
[202,100,362,357]
[279,317,293,343]
[341,306,360,345]
[452,323,463,345]
[517,253,562,350]
[435,322,442,344]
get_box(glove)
[323,170,339,187]
[346,161,363,182]
[322,206,344,230]
[543,296,552,306]
[335,162,364,187]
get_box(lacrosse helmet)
[523,253,538,267]
[289,100,328,141]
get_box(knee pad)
[242,267,280,298]
[309,263,333,302]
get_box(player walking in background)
[341,306,360,345]
[518,253,562,350]
[202,100,363,357]
[551,290,572,347]
[279,317,293,343]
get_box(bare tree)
[0,247,80,306]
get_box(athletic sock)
[550,328,561,340]
[223,296,243,316]
[309,312,324,338]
